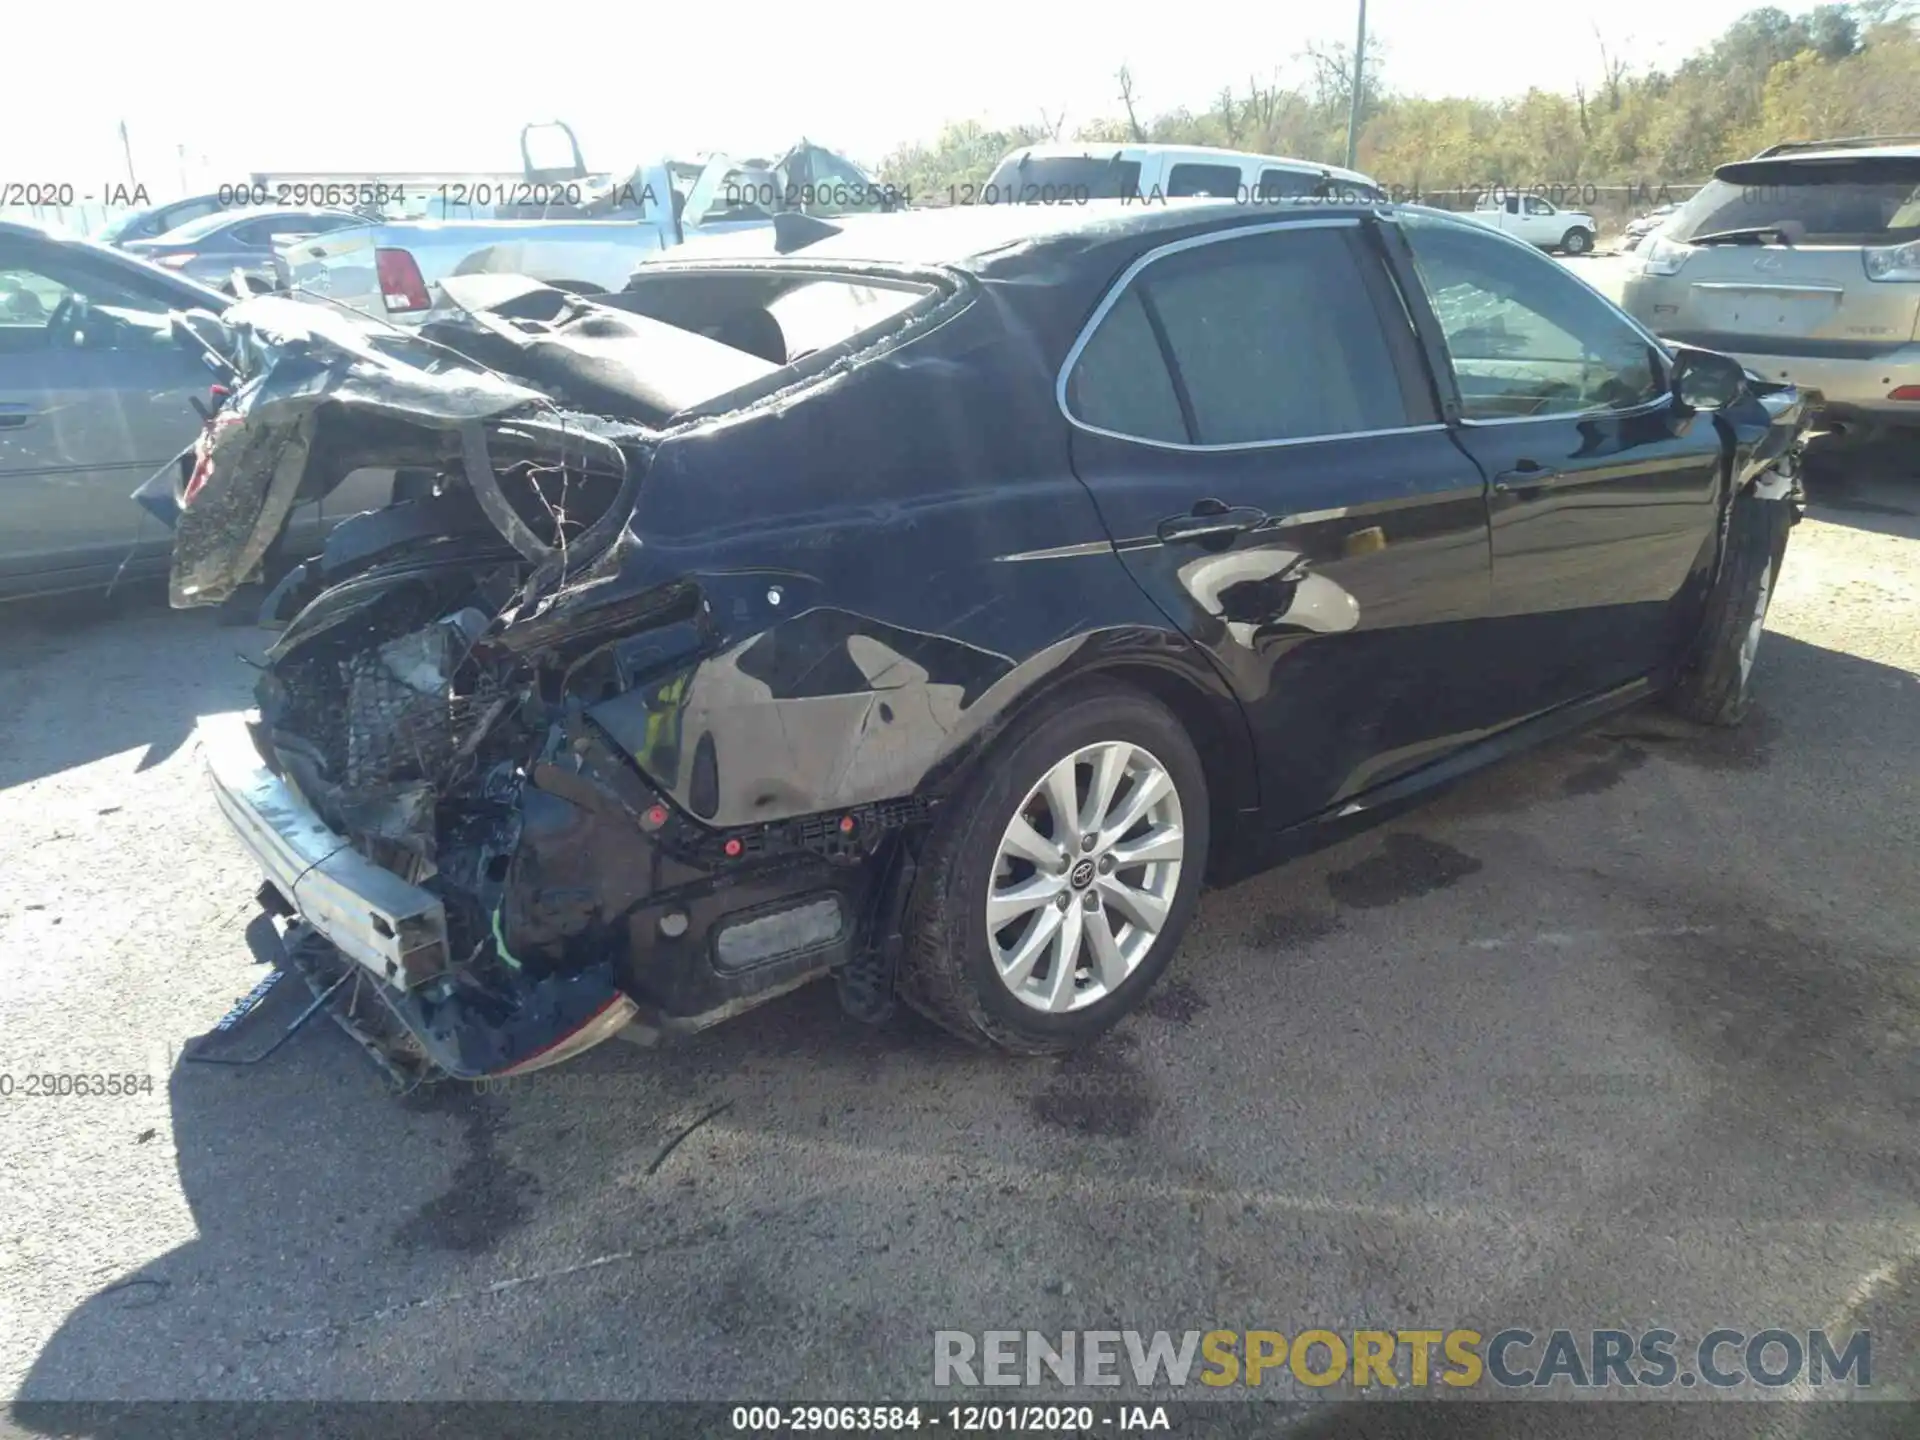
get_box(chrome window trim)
[1056,217,1441,452]
[1458,394,1674,429]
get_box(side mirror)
[1669,347,1746,411]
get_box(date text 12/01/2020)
[730,1406,1170,1432]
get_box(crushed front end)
[167,282,927,1082]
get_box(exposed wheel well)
[1093,663,1254,877]
[924,659,1256,883]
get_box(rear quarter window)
[1064,287,1187,443]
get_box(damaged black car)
[148,200,1807,1082]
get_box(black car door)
[1062,217,1503,828]
[1390,212,1725,714]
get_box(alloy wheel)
[1739,564,1773,687]
[985,741,1185,1013]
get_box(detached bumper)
[200,709,643,1078]
[200,710,451,989]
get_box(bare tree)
[1037,107,1067,141]
[1214,86,1244,145]
[1246,73,1281,133]
[1594,25,1629,112]
[1117,65,1146,142]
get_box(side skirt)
[1212,677,1658,885]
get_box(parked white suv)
[1464,191,1599,255]
[982,143,1383,206]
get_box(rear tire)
[1667,489,1793,727]
[897,681,1209,1054]
[1561,227,1595,255]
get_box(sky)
[6,0,1781,198]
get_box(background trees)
[877,3,1920,205]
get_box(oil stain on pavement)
[391,1086,536,1254]
[1030,1034,1155,1138]
[1139,978,1209,1024]
[1562,742,1649,795]
[1325,833,1484,910]
[1244,909,1343,950]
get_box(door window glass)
[1400,213,1665,420]
[1066,226,1421,445]
[0,250,178,354]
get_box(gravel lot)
[2,431,1916,1430]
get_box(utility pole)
[118,119,136,186]
[1344,0,1367,170]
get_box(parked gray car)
[0,221,388,601]
[123,207,368,295]
[93,192,235,247]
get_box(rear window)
[1671,157,1920,245]
[983,155,1143,201]
[766,279,924,359]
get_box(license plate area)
[1690,282,1843,336]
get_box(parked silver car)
[1620,202,1678,252]
[0,221,387,601]
[1621,138,1920,437]
[123,206,368,295]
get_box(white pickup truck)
[274,141,893,324]
[1462,191,1600,255]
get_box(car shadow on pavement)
[0,583,256,788]
[1800,437,1920,542]
[12,633,1919,1414]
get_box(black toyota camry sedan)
[150,197,1806,1080]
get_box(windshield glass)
[984,154,1144,200]
[1669,157,1920,245]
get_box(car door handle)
[1492,461,1557,494]
[0,404,37,430]
[1157,504,1269,544]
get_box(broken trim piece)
[460,421,556,566]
